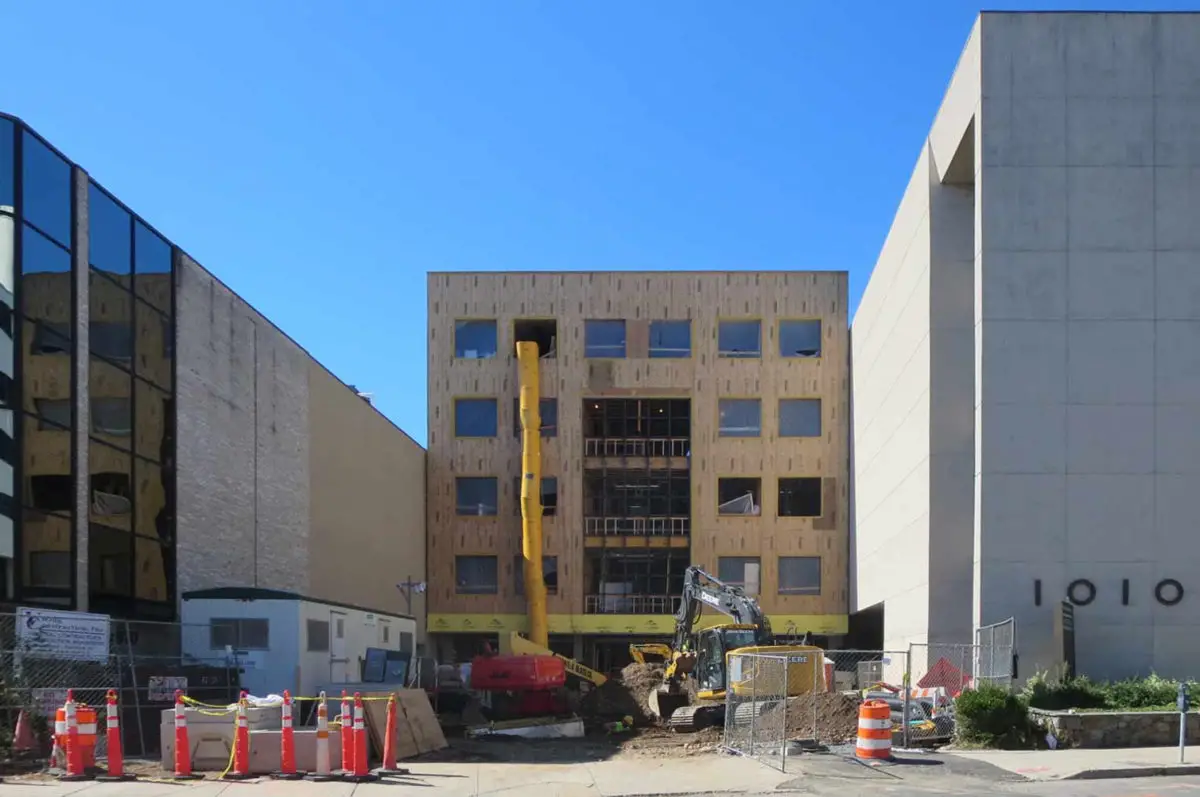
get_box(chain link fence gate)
[723,652,791,771]
[1,611,241,760]
[975,617,1016,687]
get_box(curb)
[1065,764,1200,781]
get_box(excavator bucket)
[647,687,691,722]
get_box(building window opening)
[513,476,557,516]
[307,619,330,652]
[584,550,688,614]
[778,556,821,596]
[29,474,72,513]
[454,398,498,437]
[718,477,761,516]
[210,618,270,650]
[718,320,761,358]
[515,555,558,595]
[717,556,761,596]
[585,319,627,358]
[91,472,133,516]
[780,398,822,437]
[719,399,761,437]
[28,551,71,589]
[650,320,691,358]
[582,398,691,457]
[455,555,499,594]
[455,477,498,516]
[454,320,498,359]
[514,319,557,359]
[780,320,822,358]
[513,397,558,437]
[779,477,822,517]
[584,469,690,521]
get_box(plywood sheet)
[396,689,448,754]
[360,692,420,761]
[428,271,852,619]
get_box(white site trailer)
[180,587,416,699]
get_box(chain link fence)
[1,611,241,760]
[975,617,1017,686]
[723,631,1020,768]
[723,651,792,771]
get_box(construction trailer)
[180,587,416,698]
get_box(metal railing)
[584,516,690,536]
[583,437,690,458]
[583,594,682,615]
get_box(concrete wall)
[174,255,311,597]
[851,22,980,651]
[175,256,427,643]
[975,12,1200,680]
[306,363,427,639]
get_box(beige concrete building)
[427,271,849,669]
[1,112,428,650]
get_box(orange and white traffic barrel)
[855,700,893,761]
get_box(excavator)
[629,566,825,731]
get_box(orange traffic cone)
[271,690,302,779]
[12,710,37,756]
[374,694,409,777]
[96,690,135,782]
[343,693,377,783]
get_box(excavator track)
[666,702,725,732]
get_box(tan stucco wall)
[307,363,427,642]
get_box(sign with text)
[16,607,110,663]
[148,676,188,702]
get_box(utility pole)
[396,576,427,616]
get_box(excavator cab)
[694,625,759,696]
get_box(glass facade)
[1,114,177,617]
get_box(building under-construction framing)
[426,271,850,671]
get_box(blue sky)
[3,1,1187,443]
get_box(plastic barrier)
[855,700,893,761]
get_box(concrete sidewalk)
[0,755,795,797]
[949,744,1200,781]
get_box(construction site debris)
[761,692,861,744]
[579,663,664,726]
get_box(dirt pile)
[579,663,665,726]
[762,692,861,744]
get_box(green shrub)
[955,683,1036,749]
[1022,672,1108,711]
[1104,674,1180,710]
[1021,670,1195,712]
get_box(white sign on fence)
[16,607,110,663]
[148,676,188,702]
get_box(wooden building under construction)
[425,271,850,672]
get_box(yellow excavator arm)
[511,341,607,686]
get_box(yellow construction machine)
[630,566,825,731]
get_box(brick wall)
[174,254,310,596]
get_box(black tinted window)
[21,131,72,246]
[88,182,132,275]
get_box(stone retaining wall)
[1031,708,1200,748]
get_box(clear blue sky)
[3,1,1186,444]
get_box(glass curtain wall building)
[0,114,177,618]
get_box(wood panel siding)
[427,272,850,622]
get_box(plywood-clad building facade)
[427,271,849,668]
